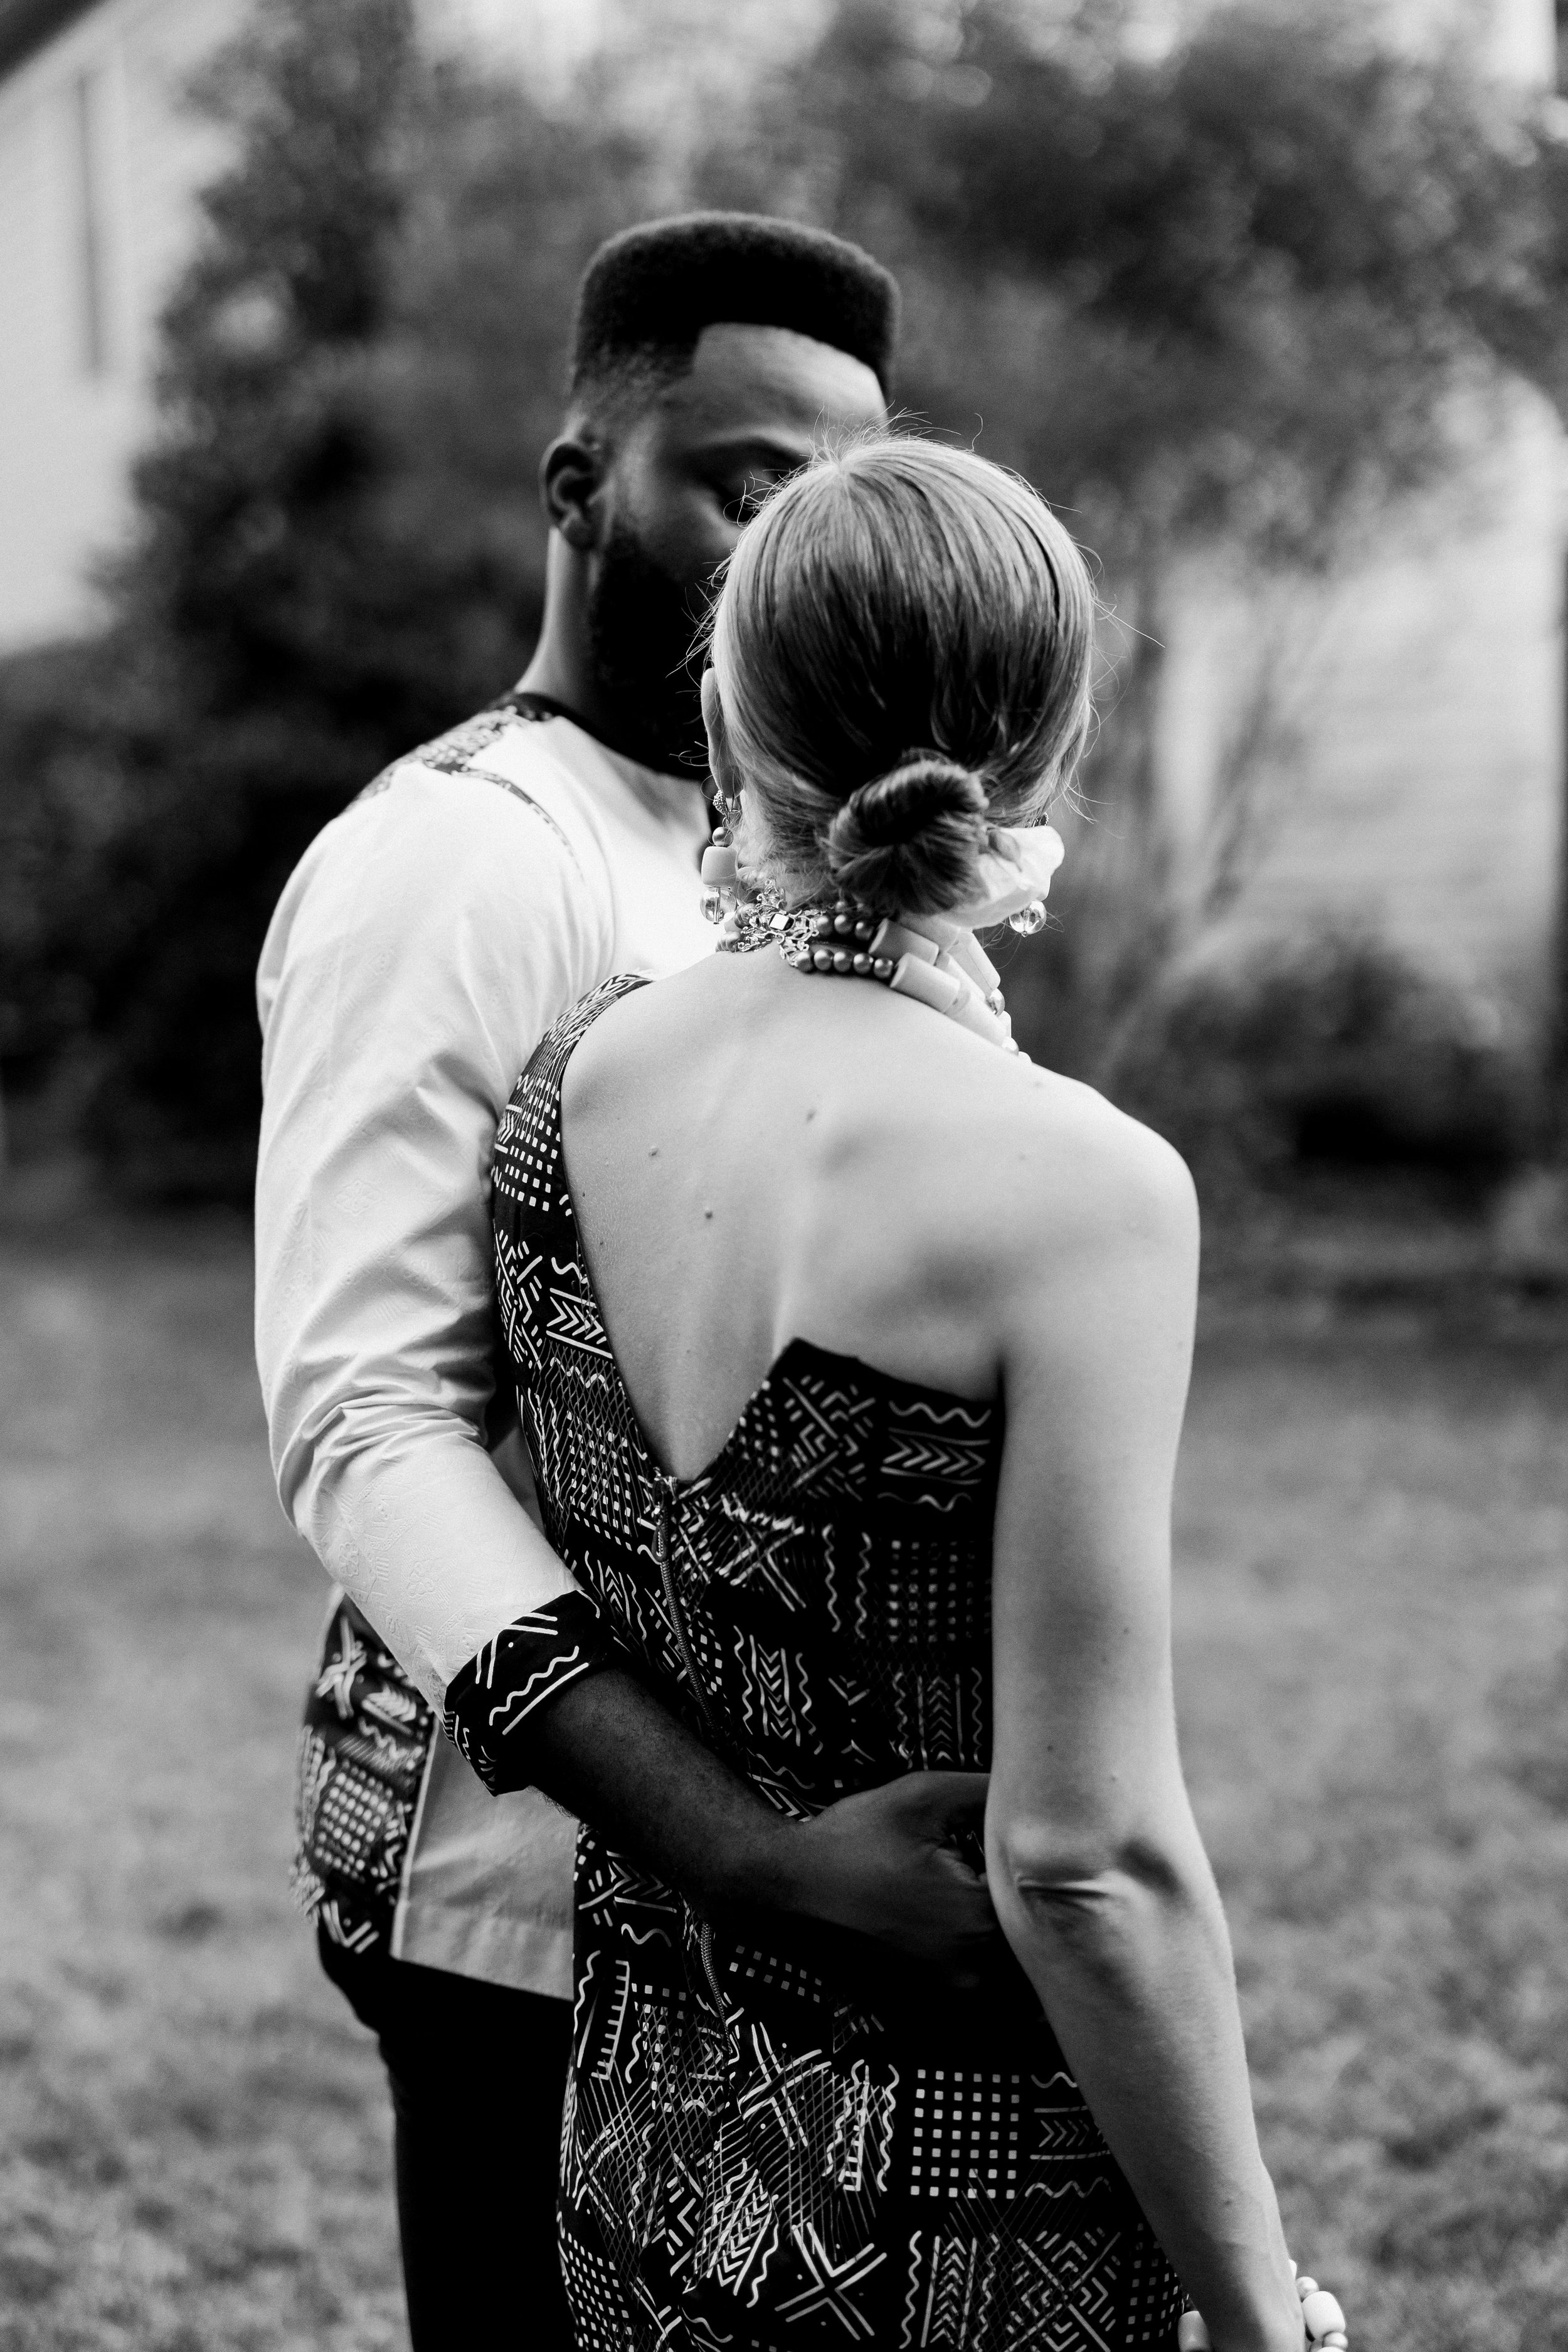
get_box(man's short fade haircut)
[567,211,898,433]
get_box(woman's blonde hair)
[707,435,1096,913]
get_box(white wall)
[1157,388,1567,1018]
[0,0,591,654]
[0,0,243,649]
[0,0,837,655]
[1147,0,1565,1012]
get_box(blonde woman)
[452,438,1316,2352]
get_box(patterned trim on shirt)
[352,702,588,881]
[356,696,539,798]
[290,694,630,1941]
[443,1591,619,1795]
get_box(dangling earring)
[701,792,743,924]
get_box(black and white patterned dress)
[462,978,1185,2352]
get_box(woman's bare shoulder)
[822,1049,1195,1269]
[795,1046,1197,1384]
[995,1062,1197,1252]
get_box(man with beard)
[255,215,1000,2351]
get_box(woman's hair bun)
[823,754,989,912]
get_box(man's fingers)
[852,1769,988,1833]
[927,1848,997,1904]
[902,1769,990,1831]
[899,1770,989,1806]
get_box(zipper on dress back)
[653,1475,713,1735]
[650,1473,728,2023]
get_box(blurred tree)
[6,0,1566,1196]
[72,0,430,1196]
[0,0,649,1198]
[776,1,1542,555]
[702,0,1568,1094]
[0,640,137,1160]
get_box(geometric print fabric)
[291,1598,433,1954]
[288,689,600,1943]
[491,978,1187,2351]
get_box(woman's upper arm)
[987,1114,1200,1872]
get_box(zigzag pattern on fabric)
[491,975,1189,2352]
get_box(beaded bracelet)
[1177,2264,1347,2351]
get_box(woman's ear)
[701,669,741,801]
[538,435,604,551]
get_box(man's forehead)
[654,322,886,447]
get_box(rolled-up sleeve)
[255,761,610,1708]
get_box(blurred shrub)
[4,0,1565,1199]
[1103,928,1537,1199]
[0,644,120,1080]
[0,0,654,1199]
[696,0,1568,1204]
[721,0,1560,576]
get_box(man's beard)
[584,520,712,778]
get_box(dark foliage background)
[3,0,1566,1199]
[0,0,654,1195]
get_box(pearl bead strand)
[716,884,1021,1052]
[1176,2264,1348,2352]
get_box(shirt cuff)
[443,1593,618,1795]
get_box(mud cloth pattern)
[290,687,603,1949]
[491,977,1187,2352]
[294,1598,433,1954]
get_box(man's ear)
[538,435,605,551]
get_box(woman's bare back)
[505,965,1195,2352]
[560,943,1047,1478]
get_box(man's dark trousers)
[319,1929,574,2349]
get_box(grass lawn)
[1,1216,1565,2350]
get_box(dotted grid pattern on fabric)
[490,977,1188,2352]
[292,1600,434,1954]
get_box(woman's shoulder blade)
[787,1056,1195,1395]
[1007,1069,1197,1238]
[820,1052,1195,1261]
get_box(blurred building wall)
[0,0,245,650]
[0,0,608,654]
[0,0,806,657]
[1158,384,1566,1018]
[1152,0,1565,1024]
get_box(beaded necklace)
[716,879,1024,1051]
[717,882,896,978]
[701,776,1057,1056]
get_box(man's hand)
[777,1772,1001,1988]
[524,1668,1002,1988]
